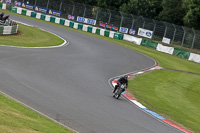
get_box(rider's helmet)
[124,75,128,79]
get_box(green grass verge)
[0,24,64,47]
[1,8,200,133]
[129,70,200,133]
[0,94,73,133]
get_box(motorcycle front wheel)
[114,88,121,99]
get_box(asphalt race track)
[0,15,183,133]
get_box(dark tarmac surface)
[0,15,182,133]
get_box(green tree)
[120,0,162,19]
[120,0,138,14]
[183,0,200,29]
[97,0,129,10]
[73,0,98,5]
[158,0,186,25]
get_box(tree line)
[26,0,200,30]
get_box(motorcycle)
[113,83,125,99]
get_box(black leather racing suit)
[113,77,128,93]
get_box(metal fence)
[21,0,200,51]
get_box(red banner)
[106,25,112,29]
[112,26,119,31]
[99,23,106,28]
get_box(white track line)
[0,20,69,49]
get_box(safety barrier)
[0,24,18,35]
[189,53,200,63]
[0,4,18,35]
[3,5,200,63]
[156,44,174,55]
[123,34,142,45]
[173,48,190,59]
[0,3,6,9]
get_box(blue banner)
[25,4,34,10]
[35,6,48,14]
[77,16,85,23]
[129,29,136,35]
[5,0,12,3]
[21,3,34,10]
[119,27,128,33]
[87,18,96,25]
[68,15,75,21]
[77,16,96,25]
[48,9,62,17]
[14,1,22,6]
[21,2,26,8]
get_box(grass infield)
[0,24,64,47]
[1,9,200,133]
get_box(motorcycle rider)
[0,12,4,21]
[113,75,128,93]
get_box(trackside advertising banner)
[99,23,118,31]
[48,9,61,17]
[35,6,48,14]
[112,26,118,31]
[162,37,171,44]
[14,1,21,6]
[14,1,60,16]
[5,0,11,3]
[99,23,106,28]
[77,16,96,25]
[21,3,34,10]
[106,24,112,29]
[68,15,75,20]
[138,28,153,39]
[129,29,136,35]
[119,27,128,33]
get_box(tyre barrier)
[0,22,18,35]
